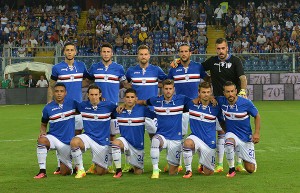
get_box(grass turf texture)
[0,101,299,193]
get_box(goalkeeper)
[170,38,247,173]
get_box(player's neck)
[139,63,149,69]
[125,104,135,110]
[200,99,209,106]
[65,59,74,66]
[181,60,190,67]
[55,99,64,105]
[102,60,112,67]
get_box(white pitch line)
[0,139,36,142]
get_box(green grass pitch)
[0,101,299,193]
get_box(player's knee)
[133,168,143,175]
[183,139,194,148]
[203,167,214,176]
[37,137,49,146]
[70,137,82,148]
[244,162,255,173]
[225,138,235,147]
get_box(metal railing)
[2,45,300,77]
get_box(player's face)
[163,84,175,100]
[216,42,228,60]
[178,45,191,63]
[101,47,113,63]
[199,87,211,102]
[223,85,237,103]
[124,93,137,108]
[64,45,76,60]
[88,89,102,105]
[137,49,150,66]
[54,86,67,102]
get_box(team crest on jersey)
[199,113,204,120]
[185,75,189,81]
[61,113,65,118]
[166,108,170,114]
[94,115,98,119]
[142,79,146,84]
[128,119,132,125]
[104,75,109,81]
[70,75,74,81]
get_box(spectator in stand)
[256,33,267,45]
[214,5,223,30]
[36,75,48,88]
[204,1,214,26]
[88,5,97,20]
[168,13,177,36]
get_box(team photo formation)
[34,39,261,179]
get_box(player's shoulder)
[112,61,124,68]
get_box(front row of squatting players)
[34,80,260,179]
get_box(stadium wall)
[0,73,300,105]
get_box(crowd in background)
[1,0,300,57]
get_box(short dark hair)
[198,81,211,91]
[125,88,137,96]
[137,45,150,53]
[223,81,236,89]
[63,42,76,51]
[87,84,102,94]
[162,79,174,87]
[178,43,191,52]
[54,82,66,89]
[215,38,228,45]
[101,42,113,51]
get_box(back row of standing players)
[34,38,261,179]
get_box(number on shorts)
[105,155,108,162]
[211,156,215,164]
[137,155,144,162]
[176,151,181,159]
[248,149,255,159]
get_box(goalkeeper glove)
[238,89,247,98]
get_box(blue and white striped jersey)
[114,105,155,150]
[168,61,207,99]
[42,99,77,144]
[77,100,117,145]
[126,64,167,100]
[89,62,126,104]
[147,94,190,140]
[217,96,258,142]
[51,60,89,102]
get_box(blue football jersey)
[51,60,89,102]
[187,101,221,148]
[126,64,167,100]
[78,100,117,145]
[89,62,126,104]
[147,94,191,140]
[168,61,207,98]
[114,105,155,150]
[42,99,77,144]
[217,96,258,142]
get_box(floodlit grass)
[0,101,299,193]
